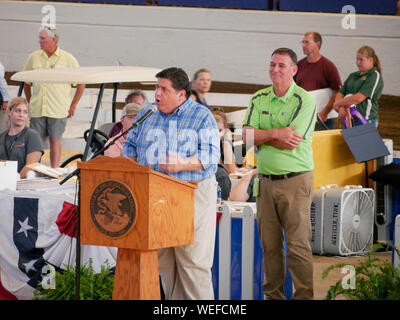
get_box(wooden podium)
[78,156,197,300]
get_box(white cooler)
[212,201,293,300]
[394,215,400,270]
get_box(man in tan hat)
[104,103,142,157]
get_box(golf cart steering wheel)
[60,128,110,168]
[83,128,109,154]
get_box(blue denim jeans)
[353,117,378,128]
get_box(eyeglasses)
[300,40,314,45]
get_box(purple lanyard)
[344,105,367,128]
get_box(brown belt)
[260,171,307,180]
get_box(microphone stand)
[59,124,135,300]
[60,104,157,186]
[60,104,156,299]
[60,124,135,185]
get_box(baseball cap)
[121,103,142,117]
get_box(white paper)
[0,161,18,191]
[309,88,337,119]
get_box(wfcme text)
[153,303,247,317]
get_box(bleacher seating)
[51,0,147,4]
[48,0,398,14]
[280,0,397,15]
[158,0,271,10]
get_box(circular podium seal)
[90,180,137,238]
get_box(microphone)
[59,104,157,186]
[132,104,157,128]
[88,104,156,160]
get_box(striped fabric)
[123,99,220,182]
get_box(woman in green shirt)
[334,46,383,127]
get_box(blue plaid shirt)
[123,99,220,182]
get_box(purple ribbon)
[344,105,367,128]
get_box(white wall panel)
[1,1,399,94]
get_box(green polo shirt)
[339,66,383,120]
[243,80,316,175]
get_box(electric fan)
[323,186,375,256]
[310,188,328,254]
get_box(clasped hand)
[270,126,302,150]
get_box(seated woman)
[333,45,383,128]
[229,146,259,202]
[229,168,257,202]
[241,145,257,170]
[212,110,243,174]
[104,103,142,157]
[216,164,232,200]
[0,97,43,178]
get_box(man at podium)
[123,67,220,300]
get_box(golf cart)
[11,66,161,166]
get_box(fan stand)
[341,120,392,246]
[345,111,370,188]
[364,161,369,188]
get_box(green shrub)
[34,259,114,300]
[322,243,400,300]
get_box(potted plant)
[34,259,114,300]
[322,243,400,300]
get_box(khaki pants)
[256,171,314,300]
[158,176,217,300]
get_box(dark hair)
[156,67,191,98]
[271,47,297,65]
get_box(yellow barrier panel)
[312,129,374,188]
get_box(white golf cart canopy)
[11,66,161,161]
[11,66,161,84]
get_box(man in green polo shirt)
[242,48,316,300]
